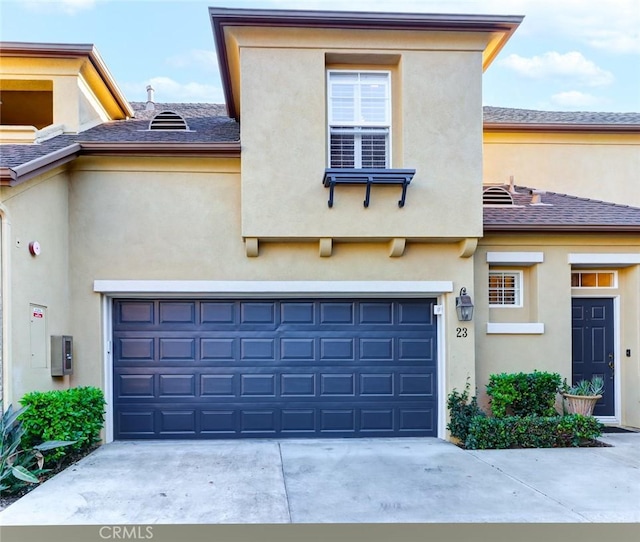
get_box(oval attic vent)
[483,186,514,205]
[149,111,189,131]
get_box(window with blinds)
[488,271,523,307]
[327,71,390,169]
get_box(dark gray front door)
[571,298,615,417]
[113,298,438,439]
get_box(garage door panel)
[159,410,197,435]
[281,302,315,325]
[201,374,236,396]
[201,338,236,360]
[158,374,196,398]
[201,302,236,325]
[159,338,196,361]
[116,402,436,439]
[359,302,394,324]
[240,302,277,326]
[117,374,155,398]
[320,302,354,325]
[159,301,196,325]
[117,301,155,325]
[398,301,434,325]
[320,338,355,361]
[281,374,316,396]
[398,338,435,362]
[360,338,394,361]
[114,298,437,439]
[280,338,315,360]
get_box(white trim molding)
[487,251,544,266]
[93,280,454,296]
[97,282,453,442]
[487,322,544,334]
[569,253,640,266]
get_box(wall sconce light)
[455,287,474,322]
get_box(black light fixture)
[455,287,474,322]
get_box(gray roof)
[0,102,239,170]
[484,106,640,125]
[483,186,640,231]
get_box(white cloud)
[550,91,603,108]
[166,50,219,73]
[121,77,224,104]
[500,51,614,86]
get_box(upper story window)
[489,270,523,307]
[327,71,390,169]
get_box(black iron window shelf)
[323,168,416,208]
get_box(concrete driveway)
[1,434,639,524]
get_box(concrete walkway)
[1,434,638,524]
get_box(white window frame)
[571,270,618,289]
[327,70,391,169]
[488,270,523,308]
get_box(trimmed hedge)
[486,371,562,418]
[19,386,106,462]
[464,414,603,450]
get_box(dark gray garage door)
[113,298,437,439]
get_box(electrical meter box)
[51,335,73,376]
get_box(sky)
[1,0,639,111]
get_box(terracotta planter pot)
[562,393,602,416]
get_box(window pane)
[488,272,520,306]
[361,132,387,168]
[571,273,580,287]
[360,80,388,124]
[330,132,355,168]
[581,273,597,287]
[597,273,614,287]
[330,82,356,123]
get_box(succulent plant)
[567,376,605,396]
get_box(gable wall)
[234,27,488,240]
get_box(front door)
[571,298,615,417]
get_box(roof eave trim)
[483,224,640,232]
[0,42,134,119]
[0,167,17,186]
[483,122,640,133]
[3,143,82,187]
[210,8,523,122]
[78,141,241,157]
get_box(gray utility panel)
[113,298,438,439]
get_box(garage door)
[113,298,437,439]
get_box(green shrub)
[447,380,485,442]
[1,404,75,494]
[486,371,562,418]
[19,387,106,463]
[464,414,603,450]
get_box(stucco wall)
[483,132,640,207]
[475,233,640,427]
[62,156,478,431]
[236,28,486,240]
[0,169,71,406]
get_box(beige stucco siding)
[62,157,477,415]
[475,234,640,427]
[483,132,640,207]
[0,169,71,406]
[237,29,486,240]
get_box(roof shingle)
[483,186,640,231]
